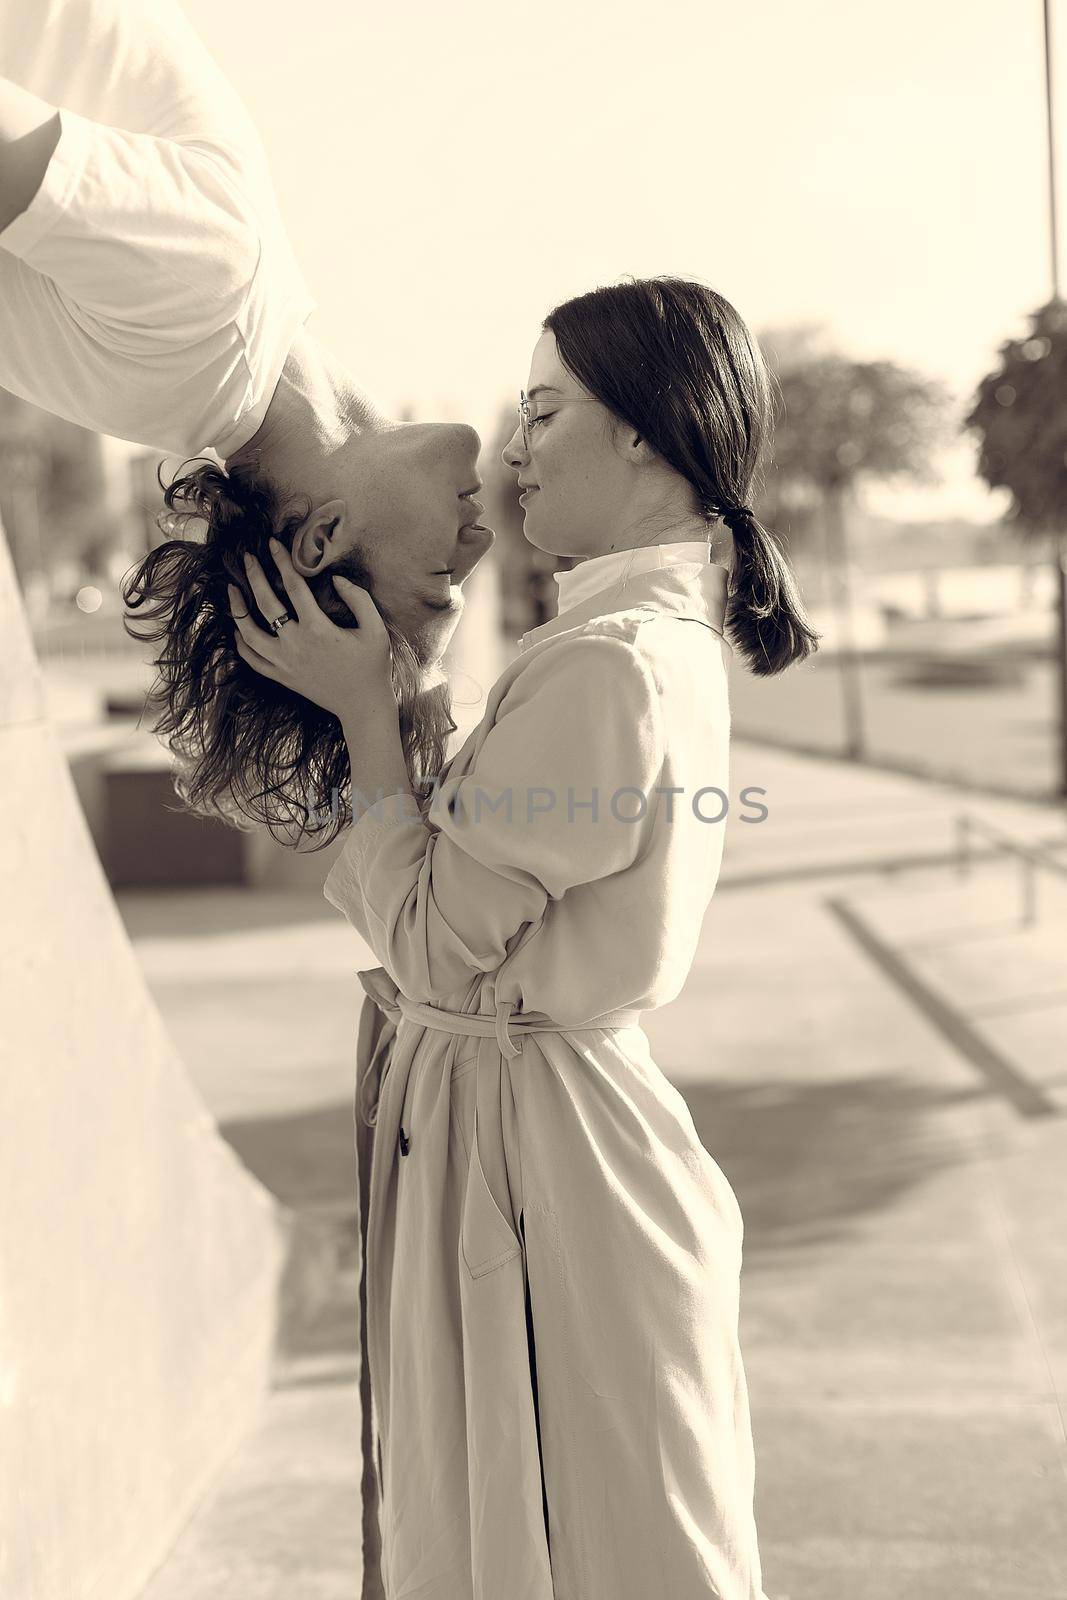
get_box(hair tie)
[722,503,755,528]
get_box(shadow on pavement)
[684,1070,978,1267]
[217,1066,981,1368]
[220,1103,361,1372]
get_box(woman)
[229,275,819,1600]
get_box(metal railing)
[955,812,1067,928]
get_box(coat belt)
[354,964,643,1130]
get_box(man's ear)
[288,499,347,576]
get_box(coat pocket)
[461,1130,523,1279]
[451,1038,482,1074]
[452,1066,522,1279]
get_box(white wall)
[0,523,287,1600]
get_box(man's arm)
[0,1,313,458]
[0,77,61,236]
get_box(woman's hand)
[227,536,396,723]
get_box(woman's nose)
[501,424,526,470]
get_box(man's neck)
[224,329,380,497]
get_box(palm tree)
[965,297,1067,795]
[760,328,953,759]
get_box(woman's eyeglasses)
[518,390,536,451]
[517,390,597,450]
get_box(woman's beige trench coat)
[323,559,770,1600]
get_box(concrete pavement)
[129,738,1067,1600]
[657,740,1067,1598]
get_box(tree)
[965,296,1067,794]
[760,329,953,759]
[0,388,109,587]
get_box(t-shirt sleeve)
[0,0,314,455]
[322,635,667,1003]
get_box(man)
[0,0,494,664]
[1,7,493,1593]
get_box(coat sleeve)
[322,634,666,1002]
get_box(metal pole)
[1057,534,1067,797]
[1044,5,1067,794]
[1021,855,1038,925]
[1048,0,1062,299]
[824,485,866,761]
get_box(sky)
[181,0,1065,524]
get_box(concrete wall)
[0,521,288,1600]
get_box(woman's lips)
[519,487,539,505]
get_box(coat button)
[398,1125,411,1157]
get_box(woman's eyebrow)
[526,384,562,400]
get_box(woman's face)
[500,330,638,560]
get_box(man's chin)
[422,600,464,644]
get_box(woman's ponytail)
[720,503,821,677]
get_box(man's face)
[291,419,496,667]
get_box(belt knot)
[495,999,522,1060]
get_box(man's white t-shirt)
[0,0,315,456]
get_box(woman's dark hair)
[543,276,820,676]
[120,459,456,849]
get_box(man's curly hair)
[121,458,457,850]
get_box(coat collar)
[552,538,714,616]
[517,560,731,654]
